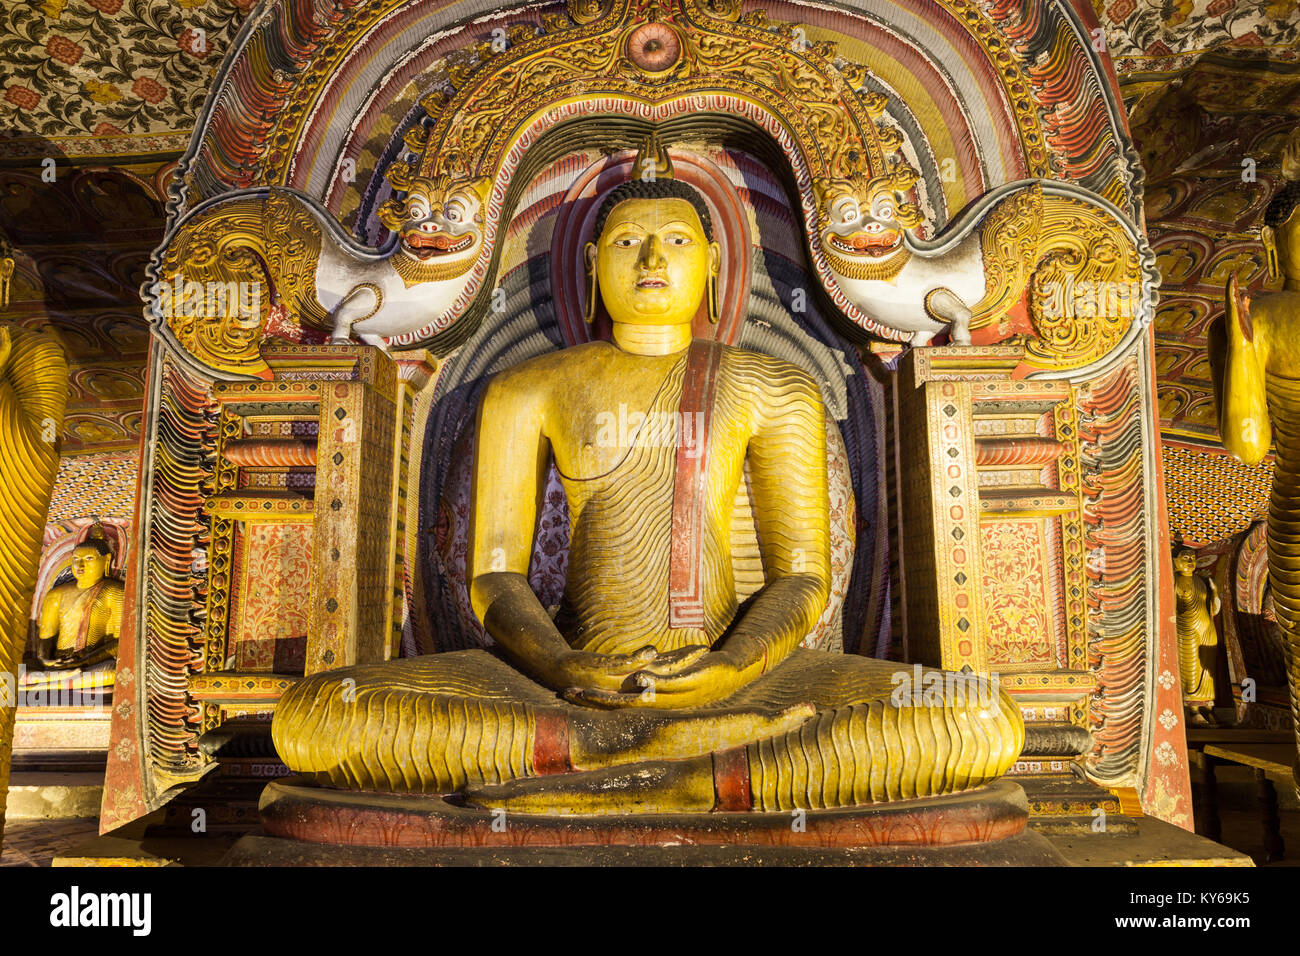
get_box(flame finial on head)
[635,132,674,182]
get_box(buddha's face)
[71,546,110,590]
[588,197,720,326]
[1173,550,1196,576]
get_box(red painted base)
[259,776,1031,850]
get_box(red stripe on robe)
[669,340,721,630]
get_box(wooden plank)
[1187,728,1292,745]
[1202,743,1298,775]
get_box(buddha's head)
[1173,548,1197,577]
[585,178,721,328]
[70,539,112,590]
[1262,178,1300,283]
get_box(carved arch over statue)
[147,0,1155,381]
[109,0,1188,832]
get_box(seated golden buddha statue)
[33,533,123,672]
[273,158,1024,815]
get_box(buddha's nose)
[639,234,666,270]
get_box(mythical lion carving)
[147,176,491,378]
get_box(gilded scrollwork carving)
[414,0,888,194]
[153,0,1149,370]
[148,176,490,378]
[816,175,1148,369]
[1025,194,1144,369]
[568,0,617,25]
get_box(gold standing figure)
[0,235,70,847]
[273,149,1024,813]
[1211,129,1300,784]
[1173,548,1220,726]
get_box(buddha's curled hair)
[592,179,714,242]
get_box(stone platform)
[5,772,104,821]
[1042,814,1254,866]
[228,776,1069,865]
[223,828,1066,865]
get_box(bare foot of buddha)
[570,703,816,770]
[465,706,815,815]
[464,756,716,815]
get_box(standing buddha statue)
[1211,128,1300,783]
[272,150,1024,814]
[0,233,69,847]
[1173,548,1220,726]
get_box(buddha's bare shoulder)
[482,341,612,396]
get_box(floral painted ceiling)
[0,0,1291,153]
[0,0,249,156]
[0,0,1297,544]
[1102,0,1296,63]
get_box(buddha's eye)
[613,236,640,247]
[665,233,693,246]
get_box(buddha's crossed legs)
[272,648,1023,813]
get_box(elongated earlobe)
[707,243,720,324]
[584,241,598,324]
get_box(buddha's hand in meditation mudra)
[272,153,1024,813]
[551,644,711,702]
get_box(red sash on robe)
[67,579,108,653]
[668,340,722,630]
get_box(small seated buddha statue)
[273,152,1024,814]
[34,532,124,671]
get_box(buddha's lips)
[829,231,901,257]
[403,231,473,257]
[636,275,669,288]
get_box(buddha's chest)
[55,587,110,637]
[547,358,703,478]
[553,410,750,539]
[551,401,716,481]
